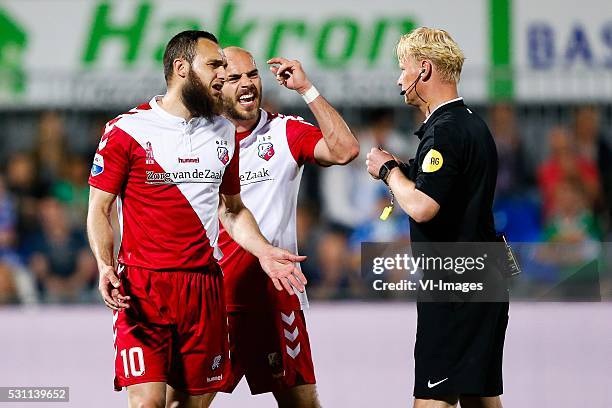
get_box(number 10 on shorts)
[120,347,145,378]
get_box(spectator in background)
[0,261,19,304]
[543,180,602,243]
[24,197,96,302]
[573,105,612,230]
[0,175,20,264]
[295,202,322,284]
[537,126,600,218]
[6,152,47,239]
[489,102,531,198]
[0,173,19,263]
[319,109,419,289]
[347,186,411,292]
[0,175,37,303]
[359,108,416,162]
[32,111,69,186]
[0,175,17,255]
[52,155,90,231]
[297,200,366,300]
[349,185,411,248]
[310,230,365,299]
[320,109,413,230]
[84,115,109,156]
[320,158,379,230]
[535,180,602,298]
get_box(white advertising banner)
[0,0,487,108]
[514,0,612,101]
[0,0,610,108]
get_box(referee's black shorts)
[413,301,509,398]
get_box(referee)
[366,28,508,408]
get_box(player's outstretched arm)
[366,148,440,223]
[267,57,359,166]
[87,187,130,310]
[218,193,307,295]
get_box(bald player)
[215,47,359,407]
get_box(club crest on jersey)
[217,147,229,164]
[145,141,155,165]
[258,142,275,161]
[91,153,104,176]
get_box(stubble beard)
[223,87,262,122]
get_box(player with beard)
[87,32,307,408]
[215,47,359,407]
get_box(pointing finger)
[275,63,293,79]
[267,57,290,66]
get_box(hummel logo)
[281,312,295,325]
[178,157,199,163]
[427,378,448,388]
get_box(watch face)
[379,165,389,180]
[380,160,398,183]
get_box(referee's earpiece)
[420,64,431,81]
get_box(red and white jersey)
[218,110,322,311]
[88,96,239,271]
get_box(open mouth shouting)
[237,89,258,109]
[211,82,223,94]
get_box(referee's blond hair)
[396,27,465,84]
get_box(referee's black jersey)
[407,98,497,243]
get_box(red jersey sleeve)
[285,118,323,166]
[220,143,240,195]
[88,126,131,195]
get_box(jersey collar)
[149,95,207,128]
[236,109,269,142]
[252,109,269,135]
[415,97,465,140]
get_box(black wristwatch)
[378,160,399,184]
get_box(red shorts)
[113,264,228,394]
[222,309,316,395]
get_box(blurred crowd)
[0,111,100,304]
[0,104,610,304]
